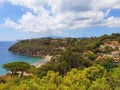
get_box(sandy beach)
[33,55,52,67]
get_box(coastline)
[33,55,52,67]
[8,50,52,67]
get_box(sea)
[0,41,41,75]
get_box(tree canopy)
[3,62,30,77]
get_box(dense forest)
[9,33,120,57]
[1,33,120,90]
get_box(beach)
[33,55,52,67]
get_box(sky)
[0,0,120,41]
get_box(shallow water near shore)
[0,41,42,75]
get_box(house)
[111,51,120,57]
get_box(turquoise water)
[0,41,41,75]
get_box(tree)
[40,71,62,90]
[95,58,118,72]
[89,78,111,90]
[60,69,90,90]
[3,62,30,77]
[84,65,106,82]
[105,68,120,89]
[86,53,97,61]
[58,50,85,69]
[27,65,37,75]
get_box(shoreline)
[8,51,51,67]
[0,55,52,76]
[33,55,52,67]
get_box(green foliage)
[88,78,111,90]
[104,46,114,53]
[8,33,120,58]
[84,65,106,82]
[9,38,68,56]
[96,58,118,72]
[86,53,97,61]
[3,62,30,77]
[105,68,120,90]
[101,62,117,72]
[36,50,94,78]
[27,65,37,74]
[60,69,90,90]
[40,71,62,90]
[0,65,120,90]
[1,33,120,89]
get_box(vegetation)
[0,65,120,90]
[3,62,30,77]
[9,33,120,57]
[0,33,120,89]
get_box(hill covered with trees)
[0,33,120,90]
[9,33,120,57]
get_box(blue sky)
[0,0,120,41]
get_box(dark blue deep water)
[0,41,41,75]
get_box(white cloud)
[4,18,20,29]
[2,0,120,35]
[92,0,120,10]
[106,16,120,28]
[7,0,46,13]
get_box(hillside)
[9,38,68,57]
[9,33,120,57]
[0,33,120,90]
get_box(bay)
[0,41,41,75]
